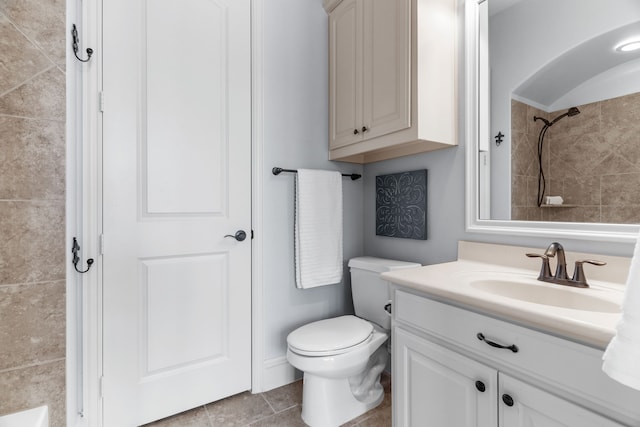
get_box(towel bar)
[272,167,361,181]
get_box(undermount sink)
[470,279,621,313]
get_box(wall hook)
[72,24,93,63]
[72,237,94,274]
[494,131,504,146]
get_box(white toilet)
[286,256,420,427]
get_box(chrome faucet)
[526,242,606,288]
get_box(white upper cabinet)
[326,0,458,164]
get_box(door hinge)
[251,230,254,239]
[99,234,105,255]
[99,376,104,399]
[99,91,105,112]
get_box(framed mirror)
[465,0,640,243]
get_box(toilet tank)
[348,257,420,330]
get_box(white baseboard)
[262,356,301,392]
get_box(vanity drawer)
[393,289,640,424]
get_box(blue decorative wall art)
[375,170,427,240]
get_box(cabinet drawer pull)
[477,333,519,353]
[475,380,486,392]
[502,394,514,407]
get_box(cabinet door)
[362,0,411,141]
[394,328,497,427]
[329,0,363,149]
[499,374,625,427]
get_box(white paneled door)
[101,0,251,425]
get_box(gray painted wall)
[262,0,364,361]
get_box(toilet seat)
[287,315,374,357]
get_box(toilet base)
[300,373,384,427]
[300,346,388,427]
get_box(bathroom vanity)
[383,241,640,427]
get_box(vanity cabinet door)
[499,374,625,427]
[394,327,497,427]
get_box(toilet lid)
[287,315,373,355]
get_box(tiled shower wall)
[0,0,66,425]
[511,92,640,223]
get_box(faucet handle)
[571,259,607,288]
[526,253,552,280]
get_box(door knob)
[225,230,247,242]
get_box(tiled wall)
[0,0,66,425]
[511,93,640,223]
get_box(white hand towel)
[602,228,640,390]
[294,169,343,289]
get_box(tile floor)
[142,374,391,427]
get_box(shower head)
[550,107,581,125]
[567,107,580,116]
[533,107,580,128]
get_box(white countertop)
[381,241,629,349]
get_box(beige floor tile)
[206,391,274,427]
[139,374,390,427]
[141,406,211,427]
[246,406,307,427]
[262,380,303,413]
[353,409,392,427]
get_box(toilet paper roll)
[545,196,564,205]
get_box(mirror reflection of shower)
[533,107,581,207]
[485,0,640,222]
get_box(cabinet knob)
[362,126,368,132]
[475,381,486,392]
[353,129,359,135]
[502,394,514,407]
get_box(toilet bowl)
[287,316,389,427]
[286,257,420,427]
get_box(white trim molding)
[251,0,266,393]
[262,357,300,392]
[66,0,103,425]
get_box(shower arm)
[533,116,551,127]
